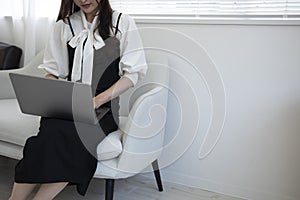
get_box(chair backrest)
[119,50,169,116]
[0,50,44,99]
[116,51,169,174]
[0,42,22,70]
[18,50,45,76]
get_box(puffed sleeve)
[38,20,69,78]
[118,14,147,86]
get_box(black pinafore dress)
[14,13,123,196]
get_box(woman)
[9,0,147,199]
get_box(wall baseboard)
[141,170,296,200]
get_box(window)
[110,0,300,18]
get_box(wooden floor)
[0,156,243,200]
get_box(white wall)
[136,22,300,200]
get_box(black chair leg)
[152,160,163,192]
[105,179,115,200]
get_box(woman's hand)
[93,97,100,109]
[45,74,58,79]
[93,94,106,109]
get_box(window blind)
[110,0,300,17]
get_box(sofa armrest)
[0,69,15,99]
[0,50,45,99]
[96,130,123,161]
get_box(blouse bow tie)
[68,11,105,84]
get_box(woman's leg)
[32,182,68,200]
[9,182,37,200]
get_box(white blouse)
[38,10,147,86]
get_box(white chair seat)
[94,159,136,179]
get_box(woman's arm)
[94,14,148,109]
[45,72,132,108]
[93,77,133,109]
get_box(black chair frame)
[104,159,163,200]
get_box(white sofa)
[0,50,169,199]
[0,51,44,159]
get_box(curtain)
[0,0,60,65]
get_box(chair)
[94,51,169,200]
[0,49,169,199]
[0,42,22,70]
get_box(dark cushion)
[0,42,22,70]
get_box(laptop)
[9,73,110,125]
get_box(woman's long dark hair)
[57,0,113,40]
